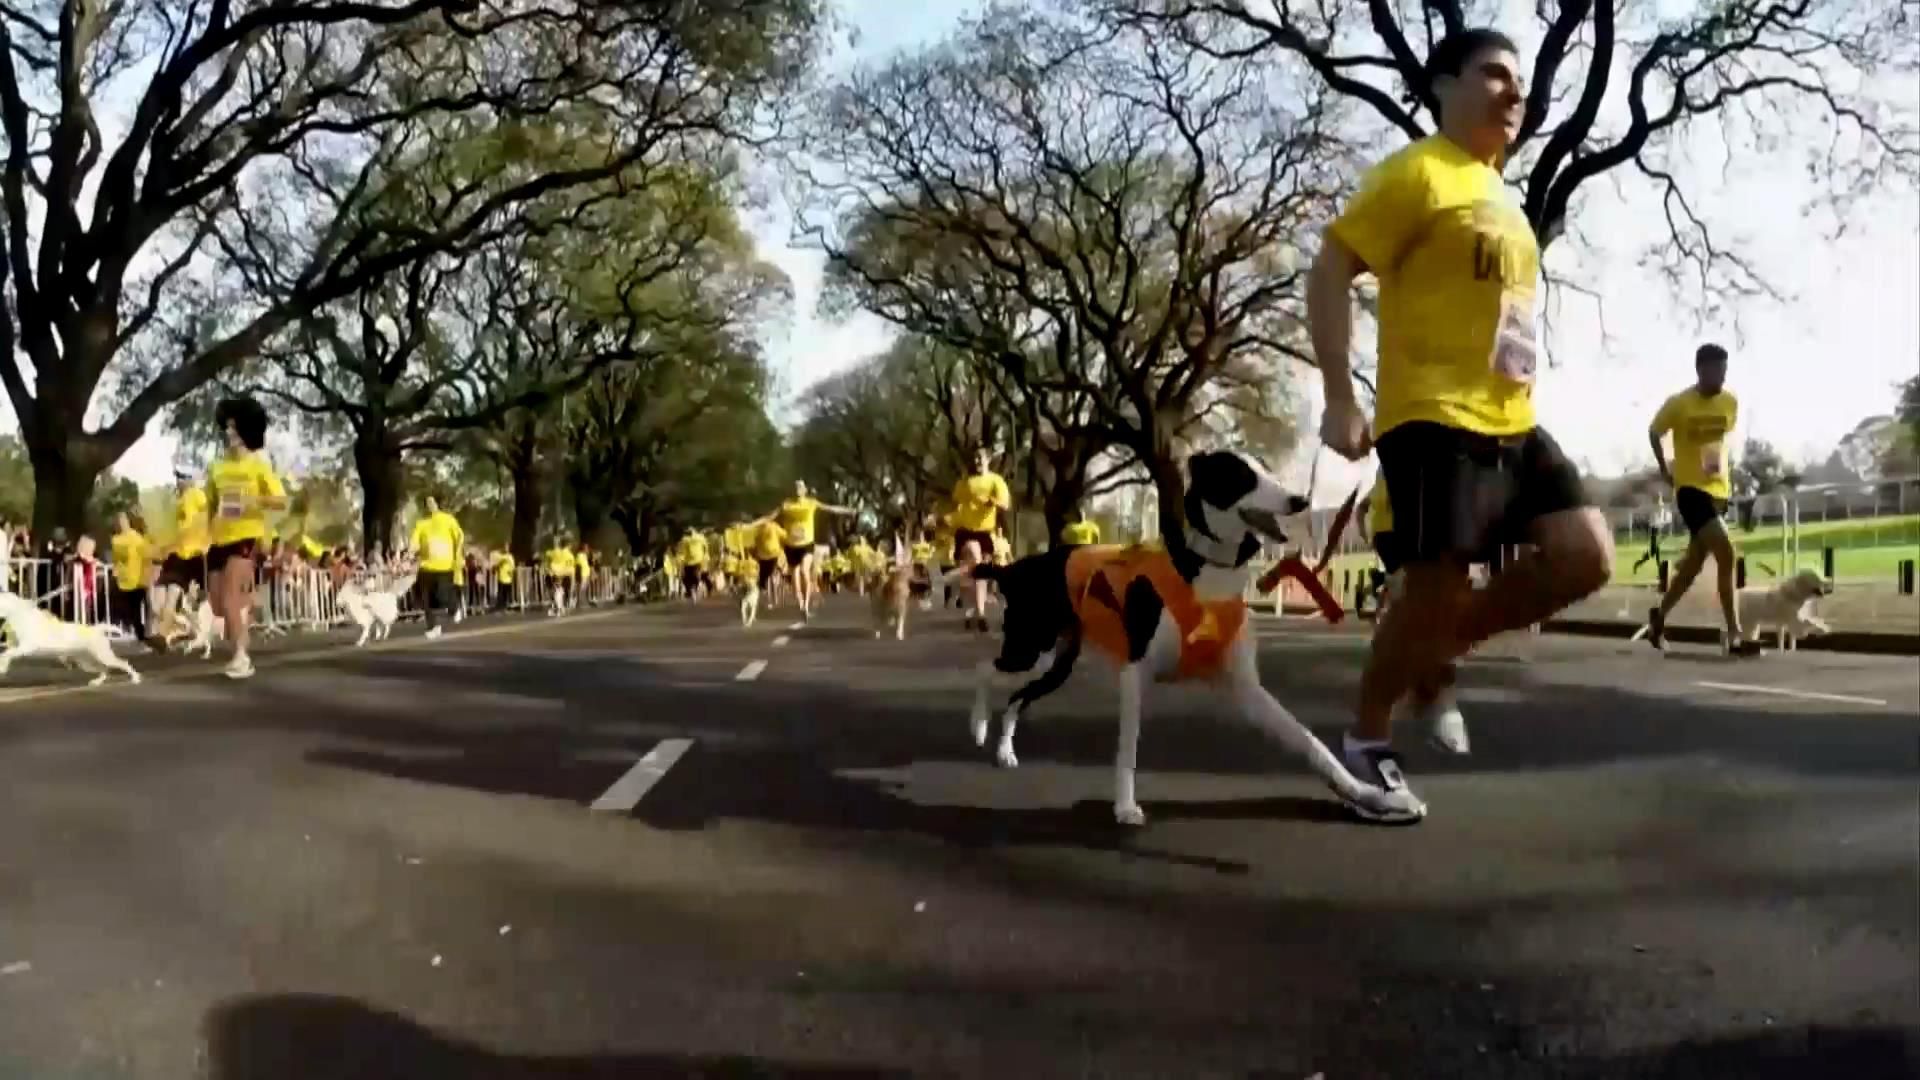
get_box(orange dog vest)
[1065,545,1248,681]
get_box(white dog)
[738,572,760,628]
[337,572,416,647]
[0,591,141,686]
[963,450,1426,826]
[1736,568,1835,651]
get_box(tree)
[1109,0,1918,312]
[0,0,824,539]
[1732,435,1787,501]
[801,3,1332,540]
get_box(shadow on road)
[205,993,908,1079]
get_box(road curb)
[1273,604,1920,656]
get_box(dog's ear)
[1186,451,1261,510]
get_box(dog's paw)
[1113,803,1147,827]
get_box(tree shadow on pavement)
[205,993,909,1079]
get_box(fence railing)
[3,557,631,645]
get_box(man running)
[205,397,288,679]
[544,538,576,614]
[1633,493,1672,575]
[1645,344,1758,655]
[410,496,464,640]
[109,512,154,648]
[149,465,210,648]
[949,449,1011,630]
[749,517,788,608]
[760,482,855,622]
[491,548,517,611]
[676,529,710,601]
[1309,27,1612,821]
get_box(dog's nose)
[1286,495,1310,515]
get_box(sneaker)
[1396,689,1470,755]
[1645,607,1666,651]
[1337,741,1427,824]
[223,655,254,681]
[1726,636,1762,658]
[424,626,443,641]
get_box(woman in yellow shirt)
[757,481,856,622]
[205,397,288,680]
[109,512,153,647]
[949,448,1011,630]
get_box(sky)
[14,0,1919,507]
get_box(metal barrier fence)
[4,557,631,643]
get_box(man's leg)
[1702,519,1743,639]
[1454,508,1614,648]
[422,573,442,632]
[1355,560,1474,743]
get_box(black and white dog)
[964,450,1424,825]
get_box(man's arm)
[1307,231,1370,459]
[1648,399,1675,486]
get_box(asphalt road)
[1,597,1915,1079]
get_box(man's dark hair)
[214,395,270,451]
[1426,28,1519,81]
[1696,343,1729,366]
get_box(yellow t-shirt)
[411,512,465,573]
[575,552,592,579]
[1060,520,1101,545]
[910,540,934,564]
[1652,388,1738,500]
[1366,482,1394,537]
[848,541,874,571]
[545,547,576,577]
[677,534,708,567]
[174,487,210,558]
[752,521,788,560]
[206,452,286,546]
[1331,135,1540,438]
[949,472,1011,532]
[776,497,821,545]
[299,535,326,561]
[111,529,149,589]
[493,552,516,584]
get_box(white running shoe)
[1337,740,1427,823]
[1394,688,1470,755]
[223,654,254,681]
[424,626,443,641]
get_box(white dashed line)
[772,636,791,648]
[590,738,694,812]
[735,659,768,681]
[1693,681,1889,707]
[787,622,804,631]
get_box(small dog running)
[337,571,417,647]
[1736,567,1835,651]
[963,450,1425,826]
[0,590,141,686]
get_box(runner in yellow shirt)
[150,466,210,647]
[1645,344,1755,655]
[750,519,789,606]
[204,396,288,679]
[1308,28,1609,822]
[756,482,855,622]
[675,529,710,600]
[409,495,464,639]
[109,512,154,647]
[491,549,517,611]
[544,540,577,614]
[950,448,1012,630]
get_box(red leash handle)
[1256,556,1345,624]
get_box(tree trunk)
[1146,448,1187,548]
[610,506,646,555]
[27,436,107,544]
[567,468,617,553]
[509,459,544,564]
[353,429,405,557]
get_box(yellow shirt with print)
[1331,135,1540,438]
[493,552,516,584]
[1652,388,1738,500]
[111,529,150,589]
[949,472,1011,533]
[206,452,286,547]
[545,547,576,578]
[752,521,788,560]
[1060,520,1101,546]
[174,487,210,558]
[776,497,822,545]
[412,512,465,573]
[910,540,933,564]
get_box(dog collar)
[1182,527,1245,569]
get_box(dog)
[738,574,760,628]
[962,450,1425,826]
[337,571,416,647]
[1736,567,1835,651]
[0,591,142,686]
[868,561,912,641]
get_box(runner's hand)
[1319,396,1372,461]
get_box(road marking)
[772,635,791,648]
[0,609,636,710]
[1693,681,1889,707]
[735,659,767,681]
[590,738,694,812]
[787,621,804,631]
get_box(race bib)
[1701,443,1725,477]
[217,486,248,520]
[1489,296,1537,385]
[428,537,454,564]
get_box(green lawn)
[1323,514,1919,588]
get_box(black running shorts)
[1674,486,1727,537]
[1372,421,1589,565]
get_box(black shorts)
[783,545,812,569]
[206,539,259,575]
[1674,487,1727,536]
[156,553,205,589]
[681,566,704,590]
[757,558,780,588]
[1373,421,1589,565]
[1372,531,1406,576]
[952,529,994,563]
